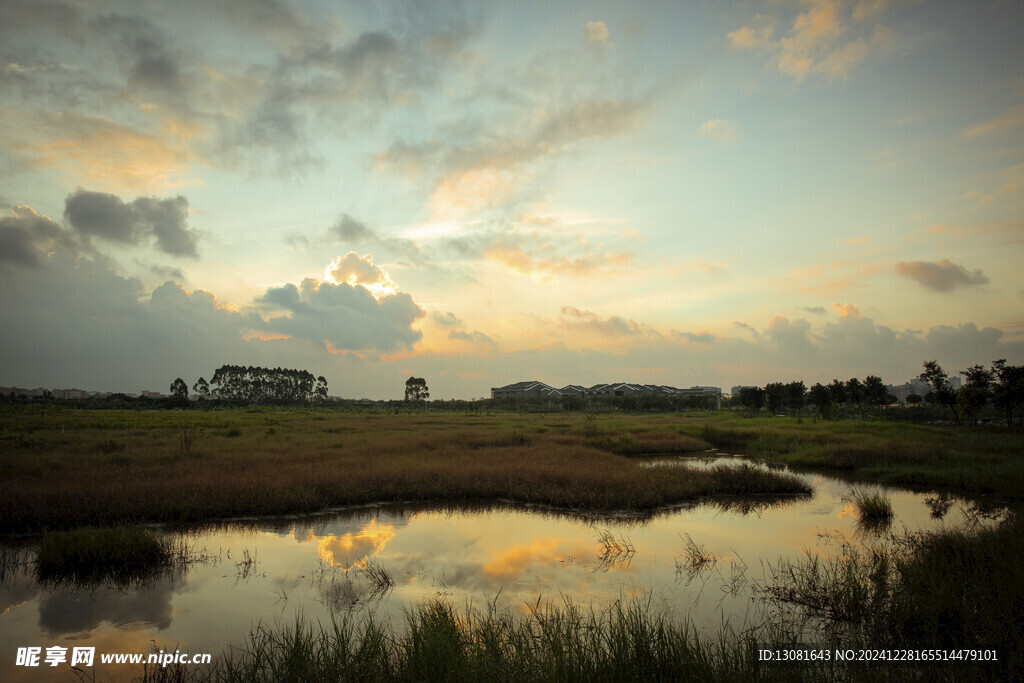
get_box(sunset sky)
[1,0,1022,399]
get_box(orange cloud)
[831,302,863,319]
[24,116,197,192]
[316,520,397,569]
[483,537,589,580]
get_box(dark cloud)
[319,215,423,264]
[330,214,375,243]
[149,263,185,281]
[895,259,989,292]
[802,306,827,315]
[0,206,77,269]
[64,190,199,257]
[256,278,424,352]
[91,13,183,95]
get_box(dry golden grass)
[0,409,810,531]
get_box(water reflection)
[37,574,180,635]
[0,460,1010,682]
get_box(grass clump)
[845,487,894,520]
[36,526,184,584]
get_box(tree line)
[734,359,1024,426]
[918,359,1023,426]
[171,365,328,404]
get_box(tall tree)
[989,359,1024,427]
[863,375,889,414]
[314,376,328,403]
[764,382,787,414]
[958,364,992,426]
[919,360,959,424]
[193,377,209,397]
[786,381,806,417]
[809,383,832,420]
[405,376,429,405]
[738,387,765,413]
[170,377,188,399]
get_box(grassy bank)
[142,515,1020,682]
[0,409,810,532]
[681,415,1024,499]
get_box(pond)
[0,457,1002,680]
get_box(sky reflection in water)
[0,459,1002,680]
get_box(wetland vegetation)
[0,408,816,532]
[1,405,1021,680]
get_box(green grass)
[35,526,188,584]
[678,415,1024,500]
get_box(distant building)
[53,388,89,399]
[492,381,721,403]
[490,381,562,400]
[140,390,166,398]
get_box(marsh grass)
[845,488,894,519]
[675,533,716,579]
[188,598,824,683]
[593,528,635,572]
[0,410,810,532]
[758,514,1023,679]
[678,415,1024,499]
[35,526,189,585]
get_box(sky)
[1,0,1022,399]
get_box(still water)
[0,457,999,680]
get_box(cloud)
[147,263,186,281]
[63,189,199,257]
[430,311,463,327]
[16,111,195,192]
[895,259,990,292]
[91,13,184,96]
[766,315,816,356]
[255,276,424,353]
[677,330,716,344]
[802,306,828,315]
[483,241,633,280]
[325,252,395,292]
[585,21,610,47]
[733,321,762,339]
[559,306,660,338]
[729,0,897,83]
[698,119,738,143]
[0,205,78,269]
[329,214,375,243]
[448,329,496,347]
[315,214,423,264]
[728,15,776,50]
[958,102,1024,139]
[376,97,650,220]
